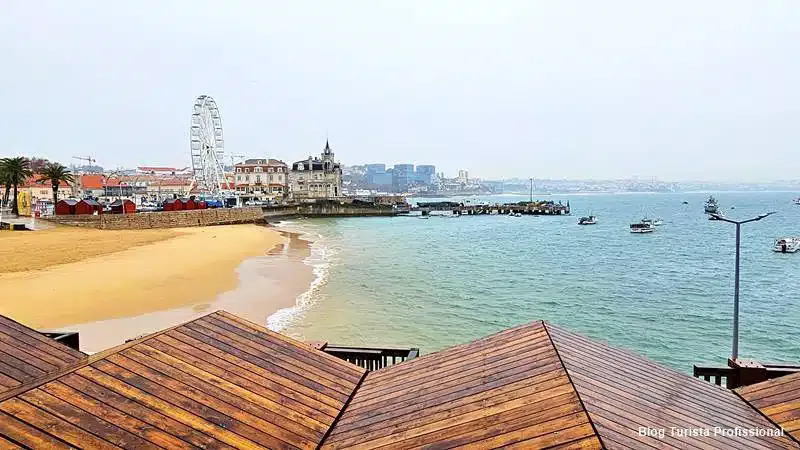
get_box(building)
[289,141,343,200]
[233,158,288,202]
[136,166,191,176]
[415,165,436,184]
[54,199,78,215]
[392,164,415,192]
[366,163,393,188]
[457,169,469,184]
[74,199,102,215]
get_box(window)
[245,175,250,181]
[256,175,261,183]
[245,168,250,173]
[255,166,262,173]
[268,167,274,173]
[269,174,274,182]
[236,168,241,173]
[236,175,242,181]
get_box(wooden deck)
[0,315,85,395]
[322,321,602,449]
[737,372,800,441]
[0,311,365,449]
[547,324,799,449]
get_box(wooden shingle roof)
[0,316,85,395]
[737,372,800,441]
[0,311,365,449]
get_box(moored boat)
[773,237,800,253]
[630,222,655,233]
[794,197,800,205]
[578,215,598,225]
[704,196,719,214]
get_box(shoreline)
[0,224,318,353]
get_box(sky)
[1,1,799,182]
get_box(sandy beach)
[0,224,314,352]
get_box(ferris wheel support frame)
[190,94,228,198]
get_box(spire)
[324,140,331,152]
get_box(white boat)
[508,212,522,217]
[704,196,720,214]
[652,218,663,226]
[641,218,662,226]
[578,215,597,225]
[794,197,800,205]
[773,237,800,253]
[419,216,430,220]
[630,222,655,233]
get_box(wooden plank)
[59,373,229,450]
[337,359,563,430]
[0,397,119,449]
[0,340,59,374]
[185,320,358,392]
[145,336,345,410]
[0,329,78,367]
[113,349,328,441]
[547,436,605,450]
[350,339,556,408]
[215,311,364,378]
[0,316,84,361]
[362,324,546,383]
[326,374,574,446]
[374,392,585,449]
[0,351,46,379]
[202,316,363,383]
[335,366,565,434]
[19,388,159,450]
[0,434,24,450]
[325,386,585,450]
[0,373,20,390]
[168,328,354,398]
[738,373,800,397]
[131,343,341,418]
[354,331,551,402]
[451,414,594,450]
[0,410,72,450]
[88,360,296,450]
[41,380,198,450]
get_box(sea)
[269,191,799,373]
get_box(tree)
[0,163,10,206]
[0,157,32,215]
[38,162,75,205]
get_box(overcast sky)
[2,1,798,181]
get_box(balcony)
[310,341,419,371]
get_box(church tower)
[322,140,334,171]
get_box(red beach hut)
[55,199,78,215]
[75,199,103,215]
[162,198,180,211]
[180,198,196,210]
[110,199,136,214]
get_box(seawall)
[44,207,264,230]
[262,203,397,221]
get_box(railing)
[694,362,800,389]
[321,344,420,371]
[40,331,80,352]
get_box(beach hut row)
[54,199,136,215]
[162,197,208,212]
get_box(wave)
[267,224,333,333]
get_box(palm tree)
[38,162,75,205]
[0,157,32,215]
[0,163,10,206]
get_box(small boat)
[578,215,597,225]
[630,222,655,233]
[652,218,663,226]
[508,212,522,217]
[774,237,800,253]
[419,216,430,220]
[682,201,689,205]
[704,196,720,214]
[794,197,800,205]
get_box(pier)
[410,200,571,216]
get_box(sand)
[0,224,289,331]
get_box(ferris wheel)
[190,95,227,196]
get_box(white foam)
[266,227,334,333]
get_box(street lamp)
[709,211,776,360]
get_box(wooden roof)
[737,372,800,441]
[324,322,798,449]
[0,311,365,449]
[322,321,603,449]
[547,324,798,449]
[0,312,797,449]
[0,316,85,395]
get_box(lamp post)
[709,211,775,360]
[529,178,533,203]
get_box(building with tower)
[288,140,343,200]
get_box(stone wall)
[44,207,264,230]
[262,203,397,220]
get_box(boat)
[682,201,689,205]
[419,215,430,220]
[652,218,663,226]
[578,215,597,225]
[773,237,800,253]
[630,222,655,233]
[794,197,800,205]
[704,196,720,214]
[514,212,522,217]
[641,217,661,226]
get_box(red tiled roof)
[79,174,105,189]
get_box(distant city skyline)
[2,1,799,182]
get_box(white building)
[233,158,288,201]
[289,141,343,200]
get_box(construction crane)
[72,156,96,168]
[230,154,246,167]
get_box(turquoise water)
[278,192,799,372]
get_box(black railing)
[693,365,736,387]
[322,345,419,371]
[40,331,80,352]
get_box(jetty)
[410,200,571,216]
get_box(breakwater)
[44,207,264,230]
[262,203,397,221]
